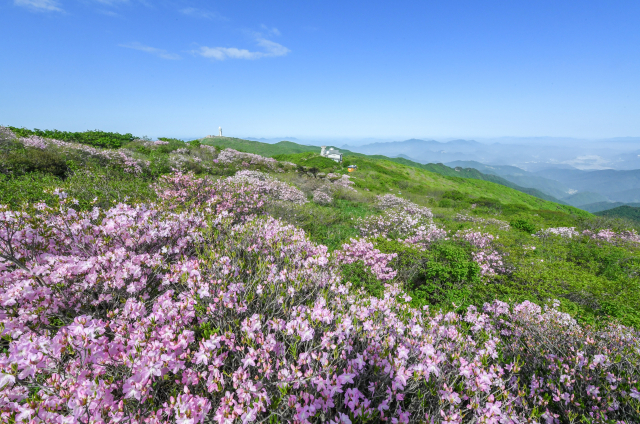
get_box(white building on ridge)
[320,146,342,163]
[205,127,223,138]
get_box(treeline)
[8,126,137,149]
[596,205,640,223]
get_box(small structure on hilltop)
[205,127,223,138]
[320,146,342,163]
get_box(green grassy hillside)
[596,205,640,223]
[200,137,323,156]
[201,137,580,210]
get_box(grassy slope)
[343,155,586,214]
[200,137,588,216]
[596,205,640,223]
[200,137,321,156]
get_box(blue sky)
[1,0,639,139]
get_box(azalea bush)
[454,229,505,276]
[313,188,333,205]
[1,171,639,424]
[19,134,148,175]
[454,213,510,231]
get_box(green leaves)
[510,218,538,234]
[408,241,481,310]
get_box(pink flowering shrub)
[485,300,640,423]
[536,227,640,246]
[156,171,306,219]
[357,195,437,239]
[334,238,398,281]
[402,224,448,248]
[0,171,639,423]
[333,174,356,190]
[230,170,308,205]
[217,148,281,170]
[356,208,439,241]
[0,126,16,140]
[455,213,510,231]
[536,226,580,239]
[17,134,148,174]
[455,229,505,276]
[156,171,267,219]
[312,188,333,205]
[19,135,47,150]
[583,228,640,246]
[376,194,433,218]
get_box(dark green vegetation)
[596,205,640,223]
[3,126,640,329]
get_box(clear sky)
[1,0,639,139]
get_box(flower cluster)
[375,194,433,219]
[455,213,510,231]
[18,135,148,174]
[485,300,640,423]
[535,226,580,239]
[0,171,639,423]
[217,148,281,170]
[154,140,169,145]
[333,174,356,190]
[536,227,640,246]
[333,238,398,281]
[312,188,333,205]
[155,171,267,219]
[230,170,308,205]
[0,126,16,140]
[356,206,438,241]
[583,228,640,245]
[402,224,448,248]
[455,229,505,275]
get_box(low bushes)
[0,174,639,423]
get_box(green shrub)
[474,197,502,209]
[407,241,481,310]
[510,218,538,234]
[0,173,59,207]
[502,203,532,215]
[442,190,465,201]
[61,168,157,210]
[438,199,453,208]
[340,261,385,298]
[0,147,69,179]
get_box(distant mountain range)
[438,160,640,213]
[343,137,640,171]
[245,137,300,144]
